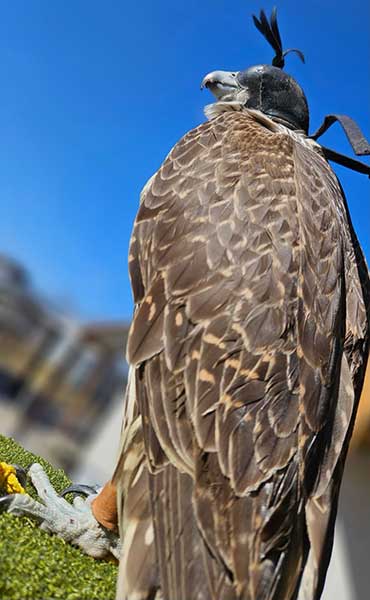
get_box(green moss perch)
[0,435,117,600]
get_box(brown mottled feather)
[115,109,369,600]
[112,372,160,600]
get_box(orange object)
[351,361,370,450]
[91,480,118,532]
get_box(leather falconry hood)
[250,7,370,177]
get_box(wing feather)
[121,110,369,600]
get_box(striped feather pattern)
[115,109,369,600]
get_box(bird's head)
[201,8,309,133]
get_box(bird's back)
[117,109,369,600]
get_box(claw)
[60,484,100,498]
[0,495,15,511]
[12,465,28,489]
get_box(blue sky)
[0,0,369,322]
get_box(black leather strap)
[310,114,370,177]
[320,146,370,178]
[311,114,370,156]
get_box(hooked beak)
[201,70,240,100]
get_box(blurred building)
[0,254,128,472]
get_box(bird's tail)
[149,463,238,600]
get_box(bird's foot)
[0,463,120,559]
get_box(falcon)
[2,8,369,600]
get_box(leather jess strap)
[91,480,118,532]
[310,114,370,178]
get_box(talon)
[12,465,28,489]
[0,495,16,511]
[60,484,100,498]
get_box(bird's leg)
[0,463,120,559]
